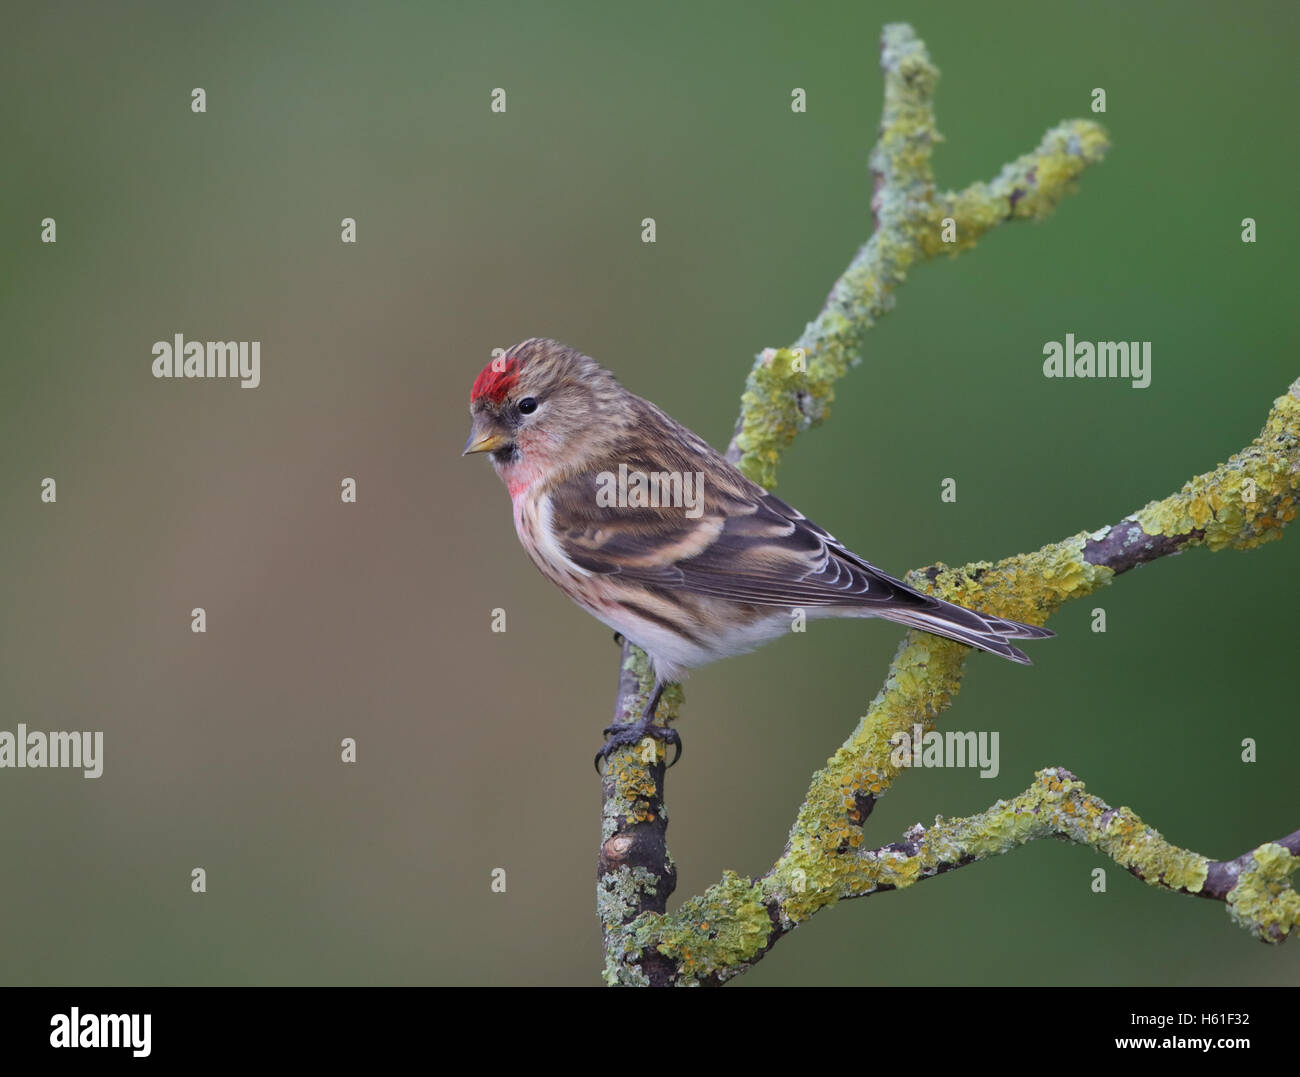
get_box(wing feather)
[542,398,1052,661]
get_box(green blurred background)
[2,0,1296,986]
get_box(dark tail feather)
[872,604,1053,664]
[981,615,1055,641]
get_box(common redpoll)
[464,338,1051,766]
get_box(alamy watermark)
[890,723,1000,778]
[0,725,103,778]
[151,333,261,388]
[595,463,705,519]
[1043,334,1151,388]
[50,1008,150,1057]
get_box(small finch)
[464,338,1051,766]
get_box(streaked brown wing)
[542,393,1051,663]
[547,463,931,612]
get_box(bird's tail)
[873,603,1052,664]
[842,559,1053,664]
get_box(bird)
[463,338,1052,768]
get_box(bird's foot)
[594,719,681,772]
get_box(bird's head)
[463,338,624,482]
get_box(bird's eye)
[517,397,538,415]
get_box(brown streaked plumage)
[464,338,1052,765]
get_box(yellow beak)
[462,423,512,456]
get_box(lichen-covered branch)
[828,768,1299,934]
[595,20,1300,986]
[607,770,1300,986]
[597,643,680,985]
[915,375,1300,620]
[779,764,1300,943]
[837,767,1300,934]
[604,378,1300,985]
[723,24,1108,488]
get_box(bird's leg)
[594,679,682,771]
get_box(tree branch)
[600,376,1300,984]
[593,22,1297,986]
[806,768,1300,940]
[724,26,1108,487]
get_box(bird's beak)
[462,418,512,456]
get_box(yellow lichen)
[603,23,1296,985]
[1226,843,1300,943]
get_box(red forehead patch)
[470,357,521,404]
